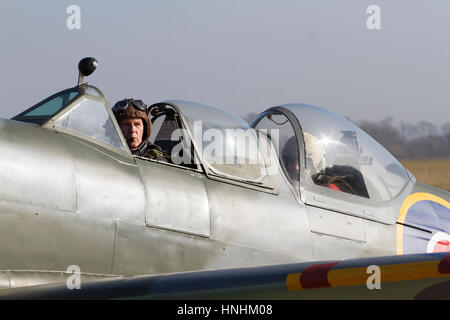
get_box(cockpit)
[147,100,275,187]
[252,103,411,203]
[11,84,277,193]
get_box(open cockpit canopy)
[149,100,277,190]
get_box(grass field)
[400,158,450,192]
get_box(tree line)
[356,118,450,159]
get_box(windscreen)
[12,88,81,125]
[55,97,126,151]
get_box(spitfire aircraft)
[0,58,448,299]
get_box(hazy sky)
[1,0,449,125]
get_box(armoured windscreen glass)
[55,98,126,151]
[12,88,81,125]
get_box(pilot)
[112,98,170,161]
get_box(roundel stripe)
[397,193,450,255]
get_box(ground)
[400,158,450,192]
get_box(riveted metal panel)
[0,199,116,274]
[363,218,397,257]
[206,177,313,260]
[136,158,210,238]
[57,133,145,225]
[311,233,368,260]
[0,119,76,212]
[111,220,302,275]
[307,205,366,242]
[7,271,116,289]
[0,271,9,289]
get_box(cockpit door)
[137,159,210,238]
[136,103,210,238]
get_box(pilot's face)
[119,117,144,150]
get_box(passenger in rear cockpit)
[302,132,343,192]
[282,132,345,192]
[112,98,171,162]
[281,133,326,182]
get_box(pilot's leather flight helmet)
[112,98,152,144]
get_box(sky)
[1,0,449,126]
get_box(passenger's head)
[303,132,325,170]
[112,99,151,150]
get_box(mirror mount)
[77,57,98,86]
